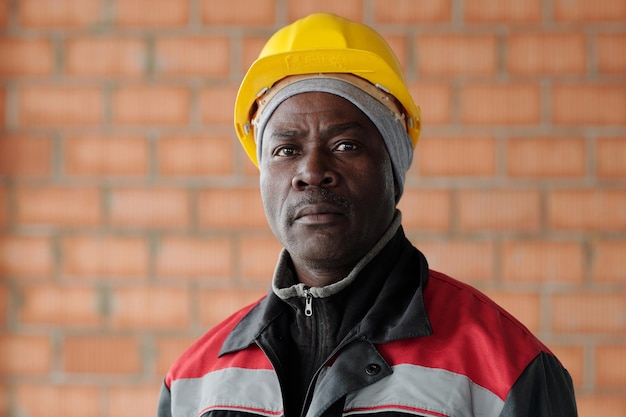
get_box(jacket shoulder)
[164,296,269,387]
[380,269,551,402]
[426,269,549,352]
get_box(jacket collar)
[219,216,432,356]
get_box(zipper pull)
[304,287,313,317]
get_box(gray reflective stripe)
[170,364,504,417]
[170,368,283,417]
[344,364,504,417]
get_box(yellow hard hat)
[234,13,421,167]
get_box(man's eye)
[335,142,358,152]
[275,146,298,157]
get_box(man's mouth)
[293,203,346,224]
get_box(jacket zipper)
[303,286,313,317]
[301,285,318,416]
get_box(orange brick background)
[1,0,625,415]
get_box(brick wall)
[0,0,625,415]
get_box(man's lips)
[293,203,346,223]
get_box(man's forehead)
[264,94,377,141]
[266,122,371,143]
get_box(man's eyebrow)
[321,122,365,138]
[268,122,365,140]
[269,128,303,139]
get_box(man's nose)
[291,148,337,190]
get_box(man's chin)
[289,237,359,265]
[293,222,350,242]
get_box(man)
[157,13,578,417]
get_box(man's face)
[259,92,397,279]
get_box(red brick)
[408,83,451,125]
[156,336,198,375]
[597,33,626,74]
[0,1,8,27]
[551,345,584,388]
[596,345,626,388]
[0,235,53,278]
[198,188,268,229]
[596,137,626,178]
[158,135,233,176]
[0,88,5,127]
[0,285,7,324]
[507,137,586,177]
[65,37,145,77]
[417,136,496,177]
[0,135,52,176]
[114,0,189,27]
[112,86,190,125]
[156,236,232,279]
[482,291,541,333]
[0,334,52,375]
[16,186,101,226]
[397,189,451,232]
[461,84,541,125]
[507,33,586,74]
[458,189,541,232]
[239,235,282,282]
[501,241,584,283]
[108,385,161,417]
[288,0,364,21]
[464,0,541,23]
[200,0,275,25]
[384,36,409,73]
[241,36,269,74]
[417,240,496,283]
[0,38,54,77]
[19,284,101,326]
[199,85,238,125]
[109,187,189,228]
[553,84,626,125]
[0,187,7,227]
[16,384,100,417]
[548,190,626,231]
[592,240,626,283]
[554,0,626,22]
[63,335,141,374]
[552,293,626,334]
[62,235,149,278]
[19,0,103,28]
[0,384,8,416]
[110,287,190,329]
[242,149,261,176]
[64,135,149,176]
[577,395,626,417]
[198,288,266,327]
[374,0,451,23]
[155,37,230,77]
[416,34,497,76]
[19,86,102,126]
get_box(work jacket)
[157,216,578,417]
